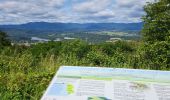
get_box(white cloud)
[0,0,66,24]
[72,0,154,23]
[0,0,154,24]
[73,0,112,13]
[94,9,115,18]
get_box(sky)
[0,0,154,24]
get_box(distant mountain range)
[0,22,143,42]
[0,22,143,32]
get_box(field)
[1,28,140,43]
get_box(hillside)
[0,22,143,32]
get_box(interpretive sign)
[41,66,170,100]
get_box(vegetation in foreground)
[0,39,169,99]
[0,0,169,99]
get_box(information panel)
[41,66,170,100]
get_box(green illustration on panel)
[66,84,74,94]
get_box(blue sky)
[0,0,154,24]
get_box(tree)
[142,0,170,43]
[0,31,11,47]
[142,0,170,69]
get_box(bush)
[142,41,170,70]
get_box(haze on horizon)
[0,0,154,25]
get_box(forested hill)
[0,22,143,32]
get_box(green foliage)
[142,0,170,42]
[99,41,134,56]
[30,41,62,57]
[86,50,110,66]
[60,40,90,59]
[142,0,170,69]
[0,40,142,99]
[0,39,169,99]
[141,41,170,69]
[0,31,11,48]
